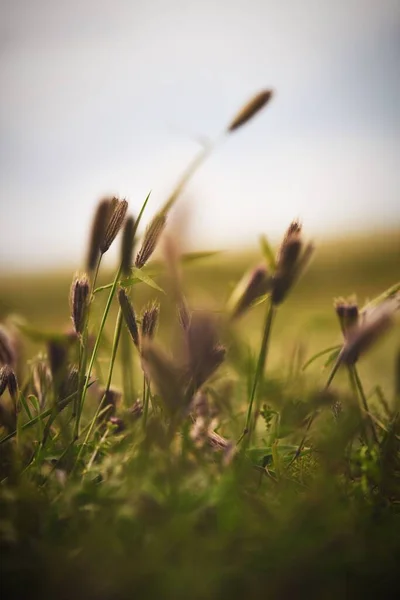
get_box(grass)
[1,90,400,599]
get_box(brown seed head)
[98,387,122,422]
[185,312,226,390]
[86,199,111,272]
[334,299,359,338]
[141,339,185,416]
[135,213,167,269]
[70,274,90,336]
[339,302,396,365]
[100,198,129,254]
[118,288,140,349]
[32,360,53,408]
[0,364,18,403]
[120,215,136,276]
[0,325,16,368]
[141,302,160,340]
[272,221,314,305]
[230,265,272,319]
[59,366,79,401]
[228,89,274,132]
[47,339,68,379]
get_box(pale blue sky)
[1,0,400,270]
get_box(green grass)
[1,92,400,599]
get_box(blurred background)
[1,0,400,271]
[1,0,399,393]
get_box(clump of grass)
[1,90,400,600]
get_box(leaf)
[362,282,400,312]
[302,345,342,371]
[121,268,165,294]
[259,234,276,270]
[247,444,309,467]
[323,348,342,370]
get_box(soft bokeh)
[1,0,400,270]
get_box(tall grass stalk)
[239,300,275,445]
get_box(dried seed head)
[229,265,272,319]
[32,360,52,408]
[141,302,160,340]
[185,312,226,391]
[0,364,18,403]
[0,325,16,368]
[334,299,359,338]
[192,390,210,418]
[141,340,184,416]
[86,199,111,272]
[339,301,396,365]
[70,274,90,336]
[228,89,274,132]
[120,215,136,276]
[135,213,167,269]
[272,221,314,305]
[100,198,129,254]
[0,366,8,396]
[118,288,140,349]
[177,298,191,331]
[47,339,68,379]
[59,366,79,401]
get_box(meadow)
[1,92,400,599]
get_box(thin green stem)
[238,300,275,445]
[351,366,379,445]
[289,355,342,467]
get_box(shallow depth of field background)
[1,0,399,394]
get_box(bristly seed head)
[135,213,167,269]
[229,264,272,319]
[70,274,90,336]
[141,302,160,340]
[334,298,359,338]
[0,325,16,368]
[100,198,129,254]
[0,364,18,404]
[339,300,397,365]
[118,288,140,349]
[86,198,111,273]
[228,89,274,132]
[272,220,314,305]
[120,215,136,277]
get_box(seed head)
[334,299,359,338]
[229,265,272,319]
[0,365,18,404]
[185,312,226,391]
[272,221,314,305]
[228,89,274,132]
[98,387,121,423]
[59,366,79,401]
[135,213,167,269]
[70,274,90,336]
[47,339,68,379]
[120,215,136,276]
[141,339,185,416]
[0,325,16,368]
[141,302,160,340]
[86,198,111,272]
[118,288,140,349]
[100,198,129,254]
[339,301,396,365]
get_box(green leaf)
[302,345,342,371]
[121,268,165,294]
[362,282,400,312]
[259,234,276,271]
[181,250,223,264]
[14,322,72,344]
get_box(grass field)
[1,92,400,599]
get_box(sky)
[1,0,400,271]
